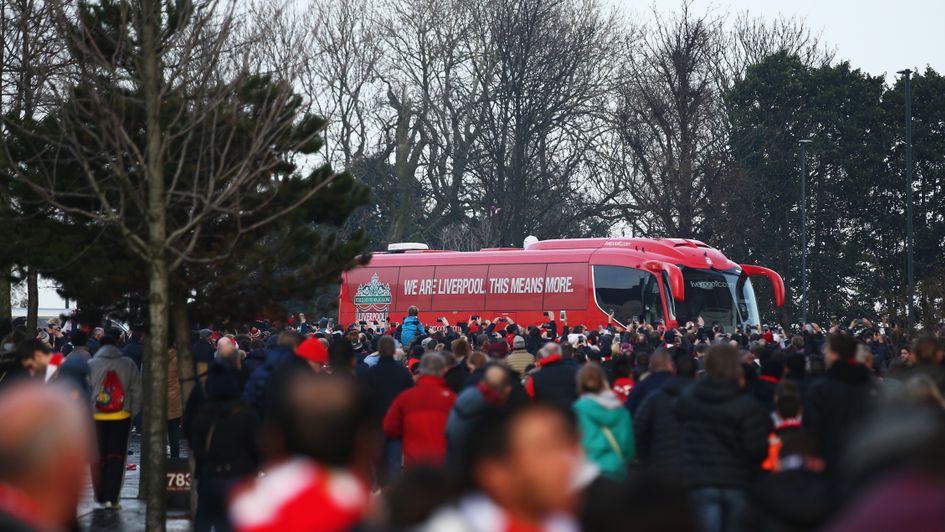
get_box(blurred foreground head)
[825,332,858,367]
[0,383,92,529]
[263,372,376,473]
[704,344,742,381]
[463,404,580,521]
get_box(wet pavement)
[77,433,192,531]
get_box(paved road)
[77,433,192,531]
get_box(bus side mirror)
[643,260,685,302]
[739,265,785,308]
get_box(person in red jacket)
[383,353,456,468]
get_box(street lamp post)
[799,139,812,325]
[898,69,914,328]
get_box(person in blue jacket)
[400,306,426,348]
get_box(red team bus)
[338,237,784,332]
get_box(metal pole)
[898,69,914,328]
[799,139,811,325]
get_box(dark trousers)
[690,487,750,532]
[374,438,402,487]
[167,417,182,458]
[195,476,237,532]
[93,418,131,504]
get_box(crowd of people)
[1,309,944,531]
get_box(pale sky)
[643,0,944,81]
[27,0,945,312]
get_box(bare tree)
[237,0,833,254]
[3,0,355,527]
[462,0,622,246]
[243,0,625,249]
[716,12,835,90]
[611,3,727,238]
[252,0,625,248]
[374,0,491,242]
[309,0,385,168]
[245,0,387,169]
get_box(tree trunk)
[26,267,38,332]
[0,265,11,322]
[172,290,195,405]
[142,0,168,528]
[144,257,169,529]
[389,104,414,243]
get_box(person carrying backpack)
[88,336,142,508]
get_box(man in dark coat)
[633,351,696,479]
[625,348,674,415]
[803,332,877,471]
[751,349,784,413]
[243,339,269,376]
[525,343,578,411]
[187,362,261,531]
[442,341,471,394]
[445,364,513,464]
[360,335,413,483]
[121,330,145,368]
[675,344,770,532]
[192,329,215,376]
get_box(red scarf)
[0,484,47,530]
[478,382,506,406]
[537,354,562,367]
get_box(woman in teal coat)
[573,363,635,480]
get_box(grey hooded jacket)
[88,345,142,416]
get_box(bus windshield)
[675,267,759,331]
[593,265,664,325]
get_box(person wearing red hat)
[295,338,329,372]
[261,338,330,418]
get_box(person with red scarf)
[229,373,374,532]
[524,344,578,411]
[446,365,514,464]
[0,383,92,531]
[383,353,457,468]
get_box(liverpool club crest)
[354,273,392,323]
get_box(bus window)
[593,266,664,325]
